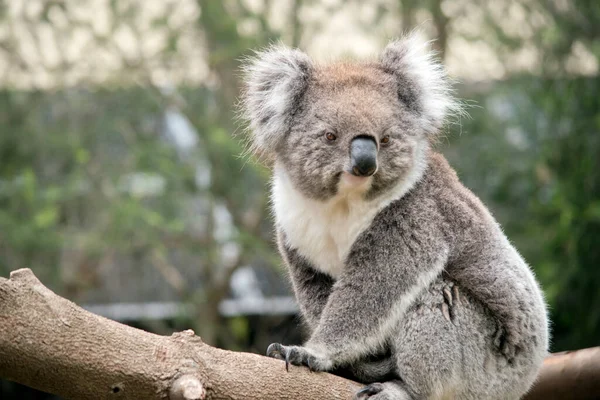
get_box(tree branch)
[0,268,359,399]
[524,347,600,400]
[1,268,599,399]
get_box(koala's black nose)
[350,136,378,177]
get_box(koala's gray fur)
[240,32,549,399]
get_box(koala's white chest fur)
[272,164,423,279]
[273,172,377,278]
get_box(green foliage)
[524,79,600,350]
[0,87,268,294]
[447,77,600,351]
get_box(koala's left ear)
[241,45,314,159]
[380,32,459,135]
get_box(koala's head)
[240,33,459,201]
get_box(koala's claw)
[266,342,284,358]
[354,383,384,399]
[266,343,328,372]
[443,287,453,306]
[266,343,288,369]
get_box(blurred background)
[0,0,598,398]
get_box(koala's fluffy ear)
[380,32,460,135]
[241,45,313,158]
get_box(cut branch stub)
[169,375,206,400]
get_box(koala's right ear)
[240,45,313,158]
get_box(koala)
[240,33,549,400]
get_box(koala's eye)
[325,132,337,141]
[381,135,391,145]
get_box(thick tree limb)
[0,269,360,399]
[524,347,600,400]
[1,268,599,399]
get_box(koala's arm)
[296,204,450,370]
[277,231,334,331]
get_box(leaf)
[34,207,58,229]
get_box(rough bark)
[0,268,359,400]
[1,268,599,400]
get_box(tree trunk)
[1,268,599,399]
[430,0,449,62]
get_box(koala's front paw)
[266,343,332,372]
